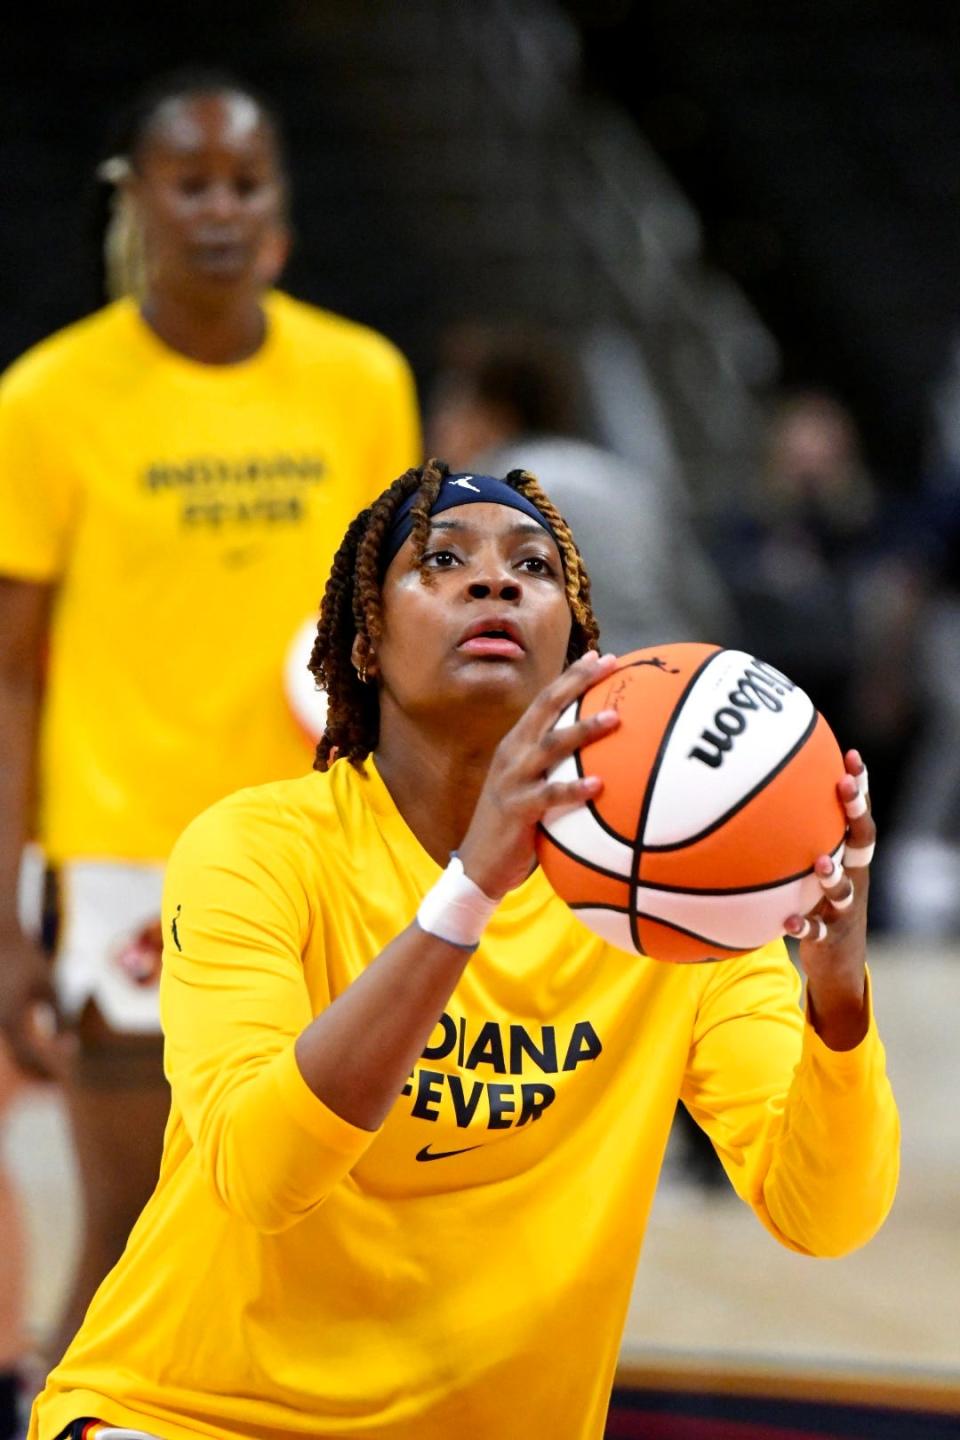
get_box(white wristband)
[416,856,499,950]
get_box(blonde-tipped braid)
[97,156,147,302]
[506,468,599,659]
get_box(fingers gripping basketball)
[785,752,874,951]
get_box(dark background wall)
[566,0,960,490]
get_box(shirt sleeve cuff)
[272,1042,381,1157]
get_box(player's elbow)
[205,1152,335,1234]
[198,1107,337,1234]
[225,1187,329,1235]
[804,1212,888,1259]
[820,1135,901,1258]
[766,1165,899,1259]
[819,1173,899,1258]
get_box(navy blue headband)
[381,473,557,574]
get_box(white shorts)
[51,860,166,1035]
[17,841,46,938]
[53,1423,162,1440]
[97,1431,160,1439]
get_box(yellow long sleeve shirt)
[32,758,899,1440]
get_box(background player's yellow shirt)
[0,293,419,860]
[33,760,899,1440]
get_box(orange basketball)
[535,643,847,963]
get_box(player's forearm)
[0,579,49,933]
[294,923,472,1131]
[805,966,869,1051]
[0,667,42,933]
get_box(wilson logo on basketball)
[688,658,795,769]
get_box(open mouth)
[457,622,525,659]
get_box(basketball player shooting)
[31,460,898,1440]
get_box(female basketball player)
[0,68,419,1372]
[30,459,898,1440]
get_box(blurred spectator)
[711,389,875,731]
[709,389,923,882]
[877,477,960,937]
[426,322,737,656]
[928,335,960,481]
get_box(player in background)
[0,68,420,1376]
[426,320,738,655]
[31,459,897,1440]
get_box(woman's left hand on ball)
[784,749,874,1050]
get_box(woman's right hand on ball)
[458,650,621,899]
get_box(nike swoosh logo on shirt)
[415,1143,484,1163]
[221,544,264,568]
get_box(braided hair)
[309,457,600,772]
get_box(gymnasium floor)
[7,941,959,1427]
[619,941,960,1428]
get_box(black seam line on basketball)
[572,695,584,779]
[626,838,847,898]
[638,707,821,856]
[568,900,630,914]
[584,799,633,847]
[540,698,602,866]
[564,694,622,842]
[567,899,755,955]
[534,819,632,886]
[631,909,746,952]
[629,647,725,954]
[577,675,634,848]
[581,655,698,848]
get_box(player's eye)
[422,549,461,569]
[518,554,556,576]
[234,175,262,198]
[177,176,207,197]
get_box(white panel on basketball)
[541,699,635,875]
[643,650,815,847]
[568,906,635,954]
[542,767,634,878]
[633,841,843,951]
[552,698,579,733]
